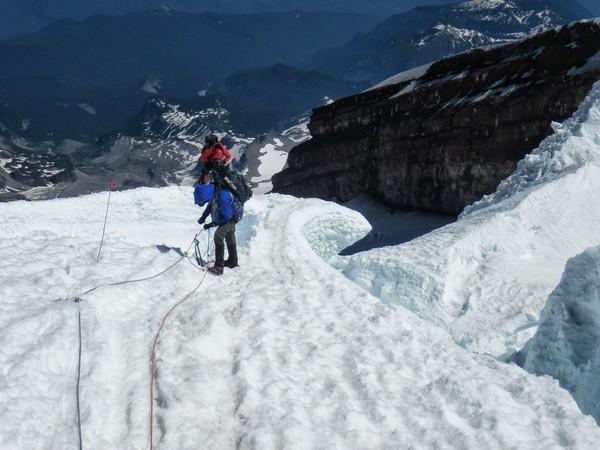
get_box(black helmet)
[205,134,218,145]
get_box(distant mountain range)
[210,63,369,131]
[0,0,596,200]
[0,95,313,199]
[0,0,461,40]
[302,0,594,83]
[0,1,591,143]
[0,10,376,141]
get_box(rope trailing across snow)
[148,237,213,450]
[96,185,115,263]
[76,304,83,450]
[66,230,211,450]
[82,254,186,296]
[82,231,208,297]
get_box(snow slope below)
[2,188,599,448]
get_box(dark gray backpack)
[210,165,253,204]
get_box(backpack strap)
[225,188,243,217]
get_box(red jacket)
[200,142,231,164]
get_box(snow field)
[2,187,600,448]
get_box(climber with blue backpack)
[194,182,244,275]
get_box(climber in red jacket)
[199,134,231,184]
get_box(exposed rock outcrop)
[0,192,28,202]
[272,20,600,215]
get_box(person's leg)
[210,222,237,274]
[224,224,238,268]
[200,162,215,184]
[213,224,227,267]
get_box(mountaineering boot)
[208,242,225,275]
[224,243,238,268]
[208,265,224,276]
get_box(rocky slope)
[272,20,600,215]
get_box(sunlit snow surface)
[2,86,600,448]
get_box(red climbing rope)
[149,267,209,449]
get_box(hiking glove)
[197,216,205,224]
[204,222,214,229]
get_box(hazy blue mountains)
[0,9,375,140]
[0,0,461,39]
[302,0,594,83]
[209,63,370,131]
[0,0,596,198]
